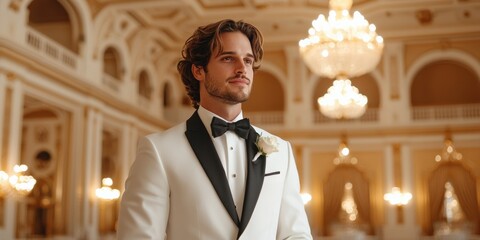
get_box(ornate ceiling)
[89,0,480,50]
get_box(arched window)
[323,164,373,236]
[411,60,480,106]
[103,47,121,80]
[428,161,479,235]
[138,70,152,100]
[21,100,65,237]
[27,0,75,52]
[163,82,174,108]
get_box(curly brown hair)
[177,19,264,109]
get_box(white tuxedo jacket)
[118,111,312,240]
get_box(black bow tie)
[211,117,250,139]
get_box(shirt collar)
[197,106,244,137]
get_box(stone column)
[400,144,419,238]
[82,106,103,240]
[384,144,396,226]
[285,44,311,127]
[383,42,409,124]
[70,101,86,238]
[0,73,6,168]
[1,77,25,239]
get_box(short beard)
[204,74,249,105]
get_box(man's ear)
[191,64,205,81]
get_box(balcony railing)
[245,111,284,125]
[102,74,120,92]
[25,27,78,69]
[247,104,479,127]
[138,95,151,109]
[411,103,480,121]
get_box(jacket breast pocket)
[263,168,282,186]
[262,169,283,194]
[264,171,280,177]
[263,157,284,185]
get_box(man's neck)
[200,103,242,121]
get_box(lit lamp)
[9,164,37,196]
[317,78,368,119]
[0,164,37,197]
[95,177,120,200]
[299,0,383,119]
[301,193,312,205]
[384,187,412,206]
[435,136,462,162]
[384,187,412,223]
[333,137,358,165]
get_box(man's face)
[196,31,255,106]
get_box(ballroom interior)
[0,0,479,239]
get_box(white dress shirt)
[197,106,247,217]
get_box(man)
[118,19,312,240]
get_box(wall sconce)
[300,193,312,205]
[0,164,37,197]
[384,187,412,224]
[384,187,412,206]
[95,177,120,200]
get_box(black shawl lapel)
[237,127,266,238]
[185,111,240,226]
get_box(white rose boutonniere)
[253,135,279,162]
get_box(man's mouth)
[228,76,250,85]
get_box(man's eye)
[245,59,253,65]
[222,57,233,61]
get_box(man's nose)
[235,61,247,74]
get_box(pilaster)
[383,42,409,124]
[0,73,6,169]
[284,44,311,127]
[1,77,24,239]
[82,106,103,240]
[384,144,396,226]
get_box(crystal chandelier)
[384,187,412,206]
[0,164,37,197]
[299,0,383,119]
[96,177,120,200]
[318,78,367,119]
[333,136,358,165]
[434,137,462,162]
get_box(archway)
[410,60,480,106]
